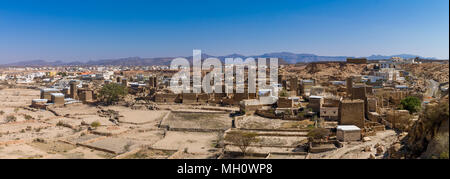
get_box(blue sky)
[0,0,448,63]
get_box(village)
[0,57,448,159]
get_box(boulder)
[376,145,385,156]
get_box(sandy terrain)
[0,88,39,107]
[109,106,169,125]
[308,130,398,159]
[238,115,313,130]
[151,131,219,154]
[162,112,231,129]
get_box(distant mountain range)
[0,52,439,67]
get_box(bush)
[5,115,17,123]
[400,96,421,114]
[98,83,128,105]
[440,152,449,159]
[91,121,101,128]
[24,114,33,120]
[307,128,330,142]
[56,120,66,126]
[0,110,4,115]
[225,131,259,156]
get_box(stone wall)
[308,98,323,113]
[155,93,180,103]
[277,97,294,108]
[339,100,365,128]
[320,107,339,121]
[367,112,381,122]
[182,93,197,104]
[337,129,361,141]
[351,86,367,100]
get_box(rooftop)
[337,125,361,131]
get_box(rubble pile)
[98,108,121,124]
[388,96,449,159]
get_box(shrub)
[0,110,4,115]
[24,114,33,120]
[91,121,101,128]
[297,112,305,118]
[225,131,259,156]
[5,115,17,123]
[440,152,449,159]
[56,120,65,126]
[400,96,421,114]
[307,128,330,142]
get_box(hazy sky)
[0,0,448,63]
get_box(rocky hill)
[1,53,434,67]
[389,96,449,159]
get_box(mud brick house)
[308,96,323,113]
[339,99,365,128]
[277,97,294,108]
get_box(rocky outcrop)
[390,97,449,159]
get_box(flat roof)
[337,125,361,131]
[50,93,64,97]
[41,88,60,92]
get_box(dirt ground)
[308,130,398,159]
[162,112,231,129]
[0,88,230,158]
[238,115,314,130]
[0,87,402,159]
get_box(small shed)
[336,125,361,142]
[50,93,65,106]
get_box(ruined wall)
[367,112,381,123]
[197,93,210,103]
[79,90,93,102]
[351,86,367,100]
[277,97,294,108]
[339,100,365,128]
[182,93,198,104]
[337,130,361,142]
[155,93,180,103]
[320,107,339,121]
[289,77,299,95]
[366,97,377,112]
[69,81,78,99]
[307,98,323,113]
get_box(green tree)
[307,128,330,142]
[98,83,128,105]
[225,131,259,156]
[400,96,421,114]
